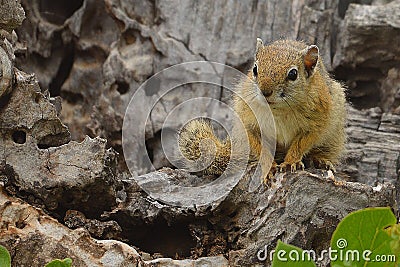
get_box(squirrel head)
[251,38,319,109]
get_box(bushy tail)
[178,119,231,175]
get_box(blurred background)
[14,0,400,182]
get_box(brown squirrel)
[178,38,346,182]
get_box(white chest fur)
[273,111,300,147]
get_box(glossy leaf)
[0,245,11,267]
[45,258,73,267]
[331,207,397,267]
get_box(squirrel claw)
[262,161,278,185]
[262,171,275,185]
[290,161,305,173]
[290,161,304,173]
[278,161,305,173]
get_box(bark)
[0,0,399,266]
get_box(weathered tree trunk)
[0,0,399,266]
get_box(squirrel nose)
[262,90,273,97]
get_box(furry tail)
[178,119,231,175]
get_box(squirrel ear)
[256,38,264,54]
[303,45,319,76]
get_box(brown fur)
[179,39,347,180]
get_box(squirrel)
[178,38,346,182]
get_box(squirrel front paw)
[278,160,305,173]
[262,161,277,185]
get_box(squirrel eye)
[253,64,258,77]
[287,68,298,81]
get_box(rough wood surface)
[342,107,400,185]
[0,0,399,266]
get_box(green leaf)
[0,245,11,267]
[45,258,73,267]
[331,207,397,267]
[385,223,400,263]
[271,240,316,267]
